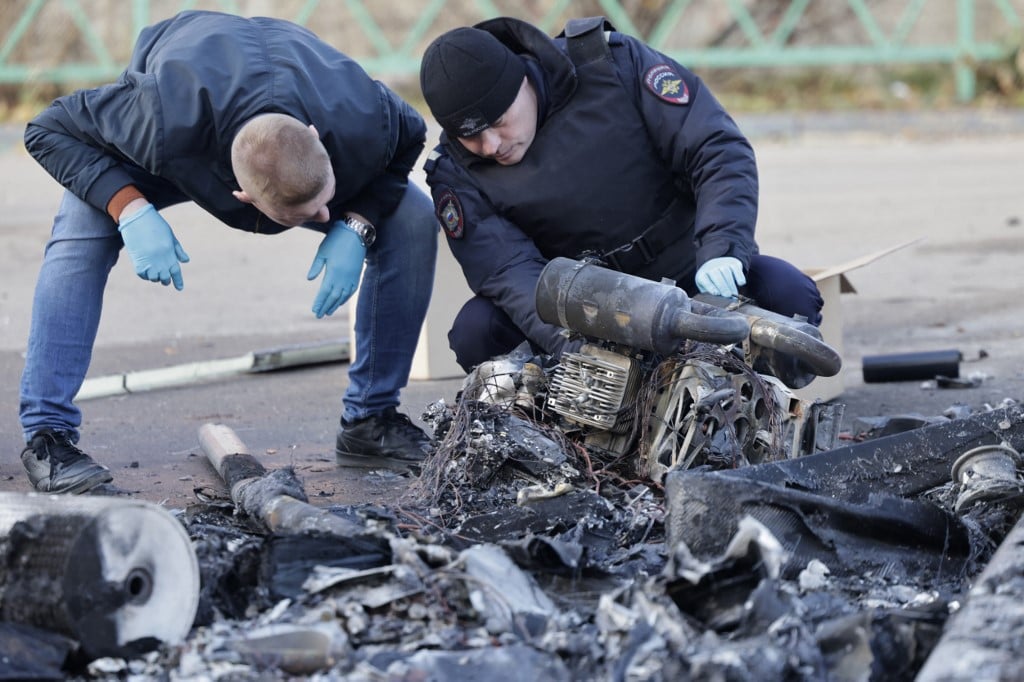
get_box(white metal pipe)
[75,339,349,401]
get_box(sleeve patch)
[435,187,465,239]
[644,64,690,105]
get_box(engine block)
[547,345,641,432]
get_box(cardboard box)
[794,239,921,403]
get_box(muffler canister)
[0,492,200,659]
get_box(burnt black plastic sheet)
[260,532,392,600]
[692,403,1024,502]
[455,489,614,544]
[663,405,1024,577]
[190,519,264,624]
[0,622,74,680]
[500,534,584,575]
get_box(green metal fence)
[1,0,1021,100]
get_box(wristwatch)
[342,215,376,248]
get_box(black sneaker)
[20,429,113,494]
[335,407,432,470]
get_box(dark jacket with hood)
[24,10,425,232]
[424,17,759,356]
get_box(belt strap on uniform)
[560,16,614,66]
[605,235,655,272]
[600,197,683,273]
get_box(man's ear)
[233,190,254,205]
[308,124,319,138]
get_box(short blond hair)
[231,114,331,207]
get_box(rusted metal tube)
[535,258,841,387]
[198,423,362,537]
[535,257,749,354]
[692,294,842,380]
[747,318,842,377]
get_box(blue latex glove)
[695,256,746,298]
[118,203,190,290]
[306,221,367,318]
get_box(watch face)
[362,225,376,247]
[346,217,375,247]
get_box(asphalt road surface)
[1,110,1022,507]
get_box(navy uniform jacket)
[24,10,425,232]
[425,17,759,356]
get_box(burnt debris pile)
[5,351,1024,679]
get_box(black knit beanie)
[420,27,525,137]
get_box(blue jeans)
[334,185,437,422]
[19,184,437,441]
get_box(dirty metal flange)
[950,443,1023,512]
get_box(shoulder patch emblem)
[435,188,464,239]
[644,64,690,105]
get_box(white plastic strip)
[75,339,350,401]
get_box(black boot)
[335,407,431,470]
[21,429,113,494]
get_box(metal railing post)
[956,0,978,102]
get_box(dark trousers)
[449,254,824,372]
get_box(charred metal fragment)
[666,471,972,579]
[816,607,947,680]
[950,443,1023,512]
[610,620,691,681]
[917,509,1024,681]
[461,544,556,637]
[414,402,579,508]
[229,622,350,675]
[665,516,787,626]
[495,414,569,475]
[660,512,960,679]
[597,578,824,680]
[368,644,572,681]
[667,535,776,630]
